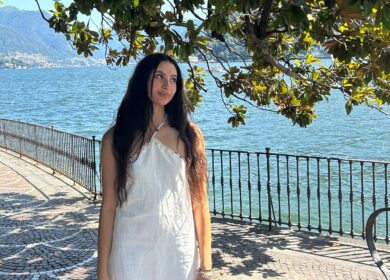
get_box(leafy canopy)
[36,0,390,127]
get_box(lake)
[1,64,389,161]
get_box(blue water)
[1,64,389,161]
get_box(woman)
[97,53,212,280]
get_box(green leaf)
[284,5,309,30]
[68,4,78,20]
[345,99,353,114]
[187,20,195,31]
[380,5,390,31]
[280,80,288,94]
[290,5,306,23]
[361,0,376,18]
[54,1,62,11]
[89,30,99,38]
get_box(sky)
[1,0,71,11]
[0,0,188,29]
[1,0,102,29]
[0,0,195,18]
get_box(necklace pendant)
[152,115,167,132]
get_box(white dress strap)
[151,116,167,137]
[156,118,166,130]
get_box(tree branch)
[186,61,207,92]
[207,1,213,21]
[367,104,390,115]
[266,28,298,36]
[34,0,49,22]
[194,46,224,87]
[245,15,336,91]
[166,0,176,14]
[186,5,206,21]
[195,46,277,114]
[223,40,248,68]
[257,0,273,39]
[229,91,278,113]
[173,0,183,22]
[207,47,231,71]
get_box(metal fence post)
[266,147,272,231]
[51,125,54,173]
[92,135,97,200]
[18,122,22,157]
[34,125,37,160]
[1,120,5,148]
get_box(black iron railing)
[207,148,389,242]
[0,119,99,199]
[1,119,389,242]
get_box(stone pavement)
[0,147,389,280]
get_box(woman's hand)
[97,273,111,280]
[196,272,208,280]
[196,269,215,280]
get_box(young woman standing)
[97,53,212,280]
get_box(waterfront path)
[0,148,389,280]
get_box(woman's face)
[148,61,178,108]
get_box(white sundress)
[108,132,199,280]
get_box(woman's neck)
[151,106,167,128]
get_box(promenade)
[0,147,389,280]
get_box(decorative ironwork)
[1,118,389,242]
[207,147,390,242]
[0,119,99,199]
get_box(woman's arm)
[193,189,212,271]
[191,125,212,272]
[97,131,118,280]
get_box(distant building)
[188,55,199,63]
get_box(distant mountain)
[0,6,76,57]
[0,5,253,68]
[0,6,104,68]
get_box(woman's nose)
[162,78,169,88]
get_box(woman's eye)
[170,78,177,83]
[155,74,163,79]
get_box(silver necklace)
[151,115,167,132]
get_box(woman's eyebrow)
[155,70,177,77]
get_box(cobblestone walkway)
[0,148,389,279]
[0,149,99,280]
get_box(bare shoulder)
[101,128,115,156]
[102,127,114,143]
[100,127,118,206]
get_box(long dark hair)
[110,53,207,207]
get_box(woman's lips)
[159,92,171,98]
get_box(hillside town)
[0,52,105,69]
